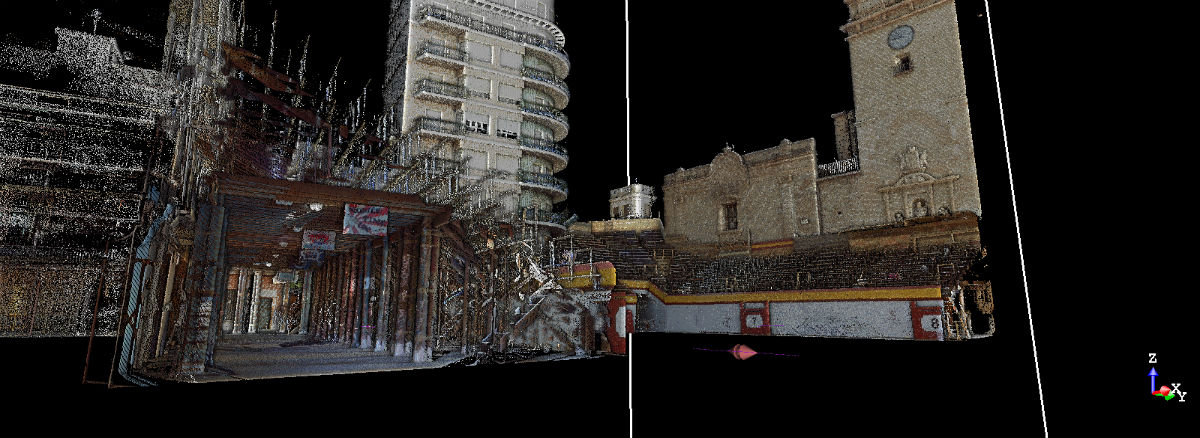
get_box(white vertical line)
[982,1,1045,435]
[627,331,632,436]
[625,0,631,187]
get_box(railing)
[417,5,569,67]
[817,157,860,178]
[414,78,468,100]
[468,89,490,100]
[497,96,521,106]
[412,116,465,135]
[521,66,570,99]
[517,170,568,195]
[518,136,568,161]
[521,208,574,225]
[417,41,469,63]
[520,101,569,128]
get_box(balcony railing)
[413,116,465,136]
[417,41,468,63]
[414,78,468,100]
[520,101,568,128]
[517,170,568,196]
[817,157,860,178]
[521,66,570,100]
[521,208,574,226]
[519,136,568,162]
[498,96,521,106]
[417,5,569,69]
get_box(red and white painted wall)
[625,280,946,340]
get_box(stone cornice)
[841,0,952,39]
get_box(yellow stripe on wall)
[619,280,940,304]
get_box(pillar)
[232,268,248,334]
[412,220,434,362]
[300,270,313,335]
[374,233,391,352]
[460,266,470,355]
[248,270,261,333]
[349,248,361,346]
[394,227,415,357]
[359,241,375,349]
[335,254,344,341]
[270,272,282,332]
[205,203,230,361]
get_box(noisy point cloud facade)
[662,0,982,249]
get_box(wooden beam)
[214,172,450,218]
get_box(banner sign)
[302,230,337,250]
[343,204,388,236]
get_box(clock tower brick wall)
[817,0,982,233]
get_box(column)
[359,241,375,349]
[232,268,247,334]
[270,272,282,332]
[412,220,434,362]
[393,227,414,357]
[248,270,261,333]
[374,234,391,352]
[335,254,345,341]
[300,270,313,335]
[349,248,361,346]
[460,262,470,355]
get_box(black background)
[1,0,1191,434]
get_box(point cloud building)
[663,0,982,250]
[566,0,995,342]
[384,0,571,235]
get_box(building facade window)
[724,202,738,230]
[499,49,522,69]
[496,118,519,139]
[465,112,489,134]
[468,42,492,63]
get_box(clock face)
[888,25,914,50]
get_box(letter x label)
[1171,383,1186,402]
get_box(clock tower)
[821,0,981,232]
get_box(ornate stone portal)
[878,146,959,221]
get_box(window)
[468,42,492,63]
[622,204,630,218]
[724,203,738,230]
[496,118,519,139]
[467,77,490,99]
[498,84,521,105]
[465,112,489,134]
[499,49,522,69]
[893,53,913,75]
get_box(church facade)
[662,0,982,250]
